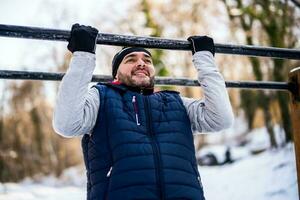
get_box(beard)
[117,71,155,89]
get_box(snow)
[0,143,297,200]
[201,143,298,200]
[246,124,286,152]
[198,123,287,164]
[0,167,86,200]
[0,184,84,200]
[198,144,250,164]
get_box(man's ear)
[114,73,119,81]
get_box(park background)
[0,0,300,199]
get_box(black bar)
[0,24,299,60]
[0,70,291,91]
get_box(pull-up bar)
[0,70,291,91]
[0,24,300,60]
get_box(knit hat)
[112,47,152,79]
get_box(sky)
[0,0,231,73]
[0,0,133,67]
[0,0,135,105]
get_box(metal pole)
[0,70,291,91]
[288,67,300,196]
[0,24,300,60]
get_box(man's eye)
[145,59,152,64]
[126,59,134,63]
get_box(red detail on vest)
[111,80,122,85]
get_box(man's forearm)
[52,52,100,137]
[181,51,234,133]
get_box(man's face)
[115,51,155,88]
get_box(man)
[53,24,233,200]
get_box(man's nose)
[136,59,146,67]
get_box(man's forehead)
[124,52,152,59]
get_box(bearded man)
[53,24,234,200]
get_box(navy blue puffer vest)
[82,83,205,200]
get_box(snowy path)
[0,184,85,200]
[201,144,298,200]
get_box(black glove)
[187,36,215,56]
[67,24,99,54]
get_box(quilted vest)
[81,83,205,200]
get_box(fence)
[0,24,300,194]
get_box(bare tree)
[221,0,300,147]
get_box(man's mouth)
[133,70,149,76]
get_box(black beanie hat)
[112,47,152,79]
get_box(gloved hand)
[67,24,99,54]
[187,36,215,56]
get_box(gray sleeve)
[52,51,100,138]
[181,51,234,134]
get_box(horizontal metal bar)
[0,24,299,60]
[0,70,291,91]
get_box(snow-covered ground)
[0,167,87,200]
[0,142,297,200]
[201,143,298,200]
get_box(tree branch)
[290,0,300,8]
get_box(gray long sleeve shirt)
[52,51,234,138]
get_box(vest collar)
[104,81,154,95]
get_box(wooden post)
[289,67,300,196]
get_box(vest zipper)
[144,96,165,200]
[106,166,113,177]
[132,96,141,126]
